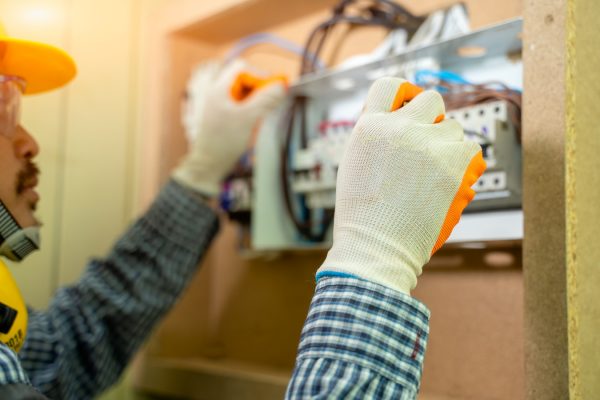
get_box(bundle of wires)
[439,80,522,142]
[415,69,523,141]
[300,0,425,75]
[281,0,426,242]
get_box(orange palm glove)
[175,60,287,196]
[317,77,486,294]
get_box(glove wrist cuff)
[316,262,416,294]
[172,168,220,197]
[318,236,424,294]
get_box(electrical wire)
[414,70,522,141]
[414,69,471,87]
[225,33,326,69]
[281,0,426,242]
[437,80,523,142]
[279,2,521,242]
[300,0,425,75]
[280,96,327,240]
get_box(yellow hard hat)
[0,24,76,95]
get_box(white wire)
[224,32,325,69]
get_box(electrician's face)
[0,77,41,228]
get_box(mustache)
[16,162,40,195]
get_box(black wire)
[437,80,523,142]
[283,0,426,242]
[280,96,330,241]
[300,1,424,75]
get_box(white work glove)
[173,60,286,196]
[317,77,486,294]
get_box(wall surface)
[0,0,143,305]
[0,0,168,399]
[523,0,600,398]
[568,0,600,397]
[522,0,570,397]
[136,1,525,400]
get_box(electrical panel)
[249,19,524,250]
[291,120,353,210]
[288,99,521,213]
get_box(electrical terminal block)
[291,100,520,212]
[291,119,354,209]
[447,100,521,211]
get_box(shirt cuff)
[295,276,430,391]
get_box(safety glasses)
[0,76,26,140]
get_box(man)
[0,28,483,399]
[0,30,284,399]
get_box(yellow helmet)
[0,24,76,95]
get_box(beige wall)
[0,0,165,305]
[134,2,525,400]
[0,1,167,398]
[523,0,600,398]
[568,0,600,397]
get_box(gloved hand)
[174,60,287,196]
[317,77,486,294]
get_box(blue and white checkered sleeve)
[286,277,430,400]
[18,180,219,400]
[0,345,29,385]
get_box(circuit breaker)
[288,99,521,213]
[447,100,521,211]
[251,18,524,250]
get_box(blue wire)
[414,69,471,86]
[415,69,522,92]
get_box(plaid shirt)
[0,180,430,399]
[0,180,220,399]
[286,277,430,399]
